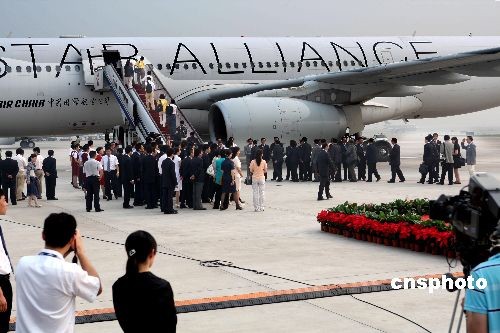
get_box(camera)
[430,173,500,276]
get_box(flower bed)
[317,200,456,257]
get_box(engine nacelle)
[208,97,347,144]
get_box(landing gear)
[20,139,35,149]
[373,140,392,162]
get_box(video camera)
[430,173,500,276]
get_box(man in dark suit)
[180,148,194,208]
[259,138,270,180]
[42,150,58,200]
[141,145,157,209]
[388,138,405,183]
[161,148,178,214]
[299,137,312,181]
[287,140,299,182]
[0,151,18,205]
[115,147,124,198]
[419,135,435,184]
[272,140,284,182]
[190,148,206,210]
[316,143,334,200]
[132,143,144,206]
[366,139,381,182]
[356,137,367,181]
[201,144,212,203]
[121,146,134,209]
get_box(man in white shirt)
[0,190,13,333]
[13,148,27,201]
[101,147,120,200]
[16,213,102,333]
[33,147,44,199]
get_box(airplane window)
[166,64,171,70]
[305,61,311,67]
[75,65,80,72]
[157,64,162,70]
[328,61,333,67]
[357,61,363,66]
[225,63,231,69]
[297,61,302,67]
[234,63,239,69]
[192,63,197,69]
[45,66,52,72]
[258,62,263,68]
[274,62,279,67]
[242,63,247,69]
[218,63,222,69]
[36,66,41,72]
[55,65,61,72]
[351,61,356,66]
[336,61,341,67]
[313,61,318,67]
[65,65,71,71]
[343,60,348,66]
[5,66,11,73]
[266,62,271,68]
[320,61,325,66]
[26,66,32,73]
[282,61,287,67]
[16,66,21,72]
[208,63,214,69]
[290,62,295,68]
[250,62,255,68]
[175,64,179,69]
[183,64,189,70]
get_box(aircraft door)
[278,99,301,142]
[380,51,394,64]
[81,46,106,86]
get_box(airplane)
[1,36,500,158]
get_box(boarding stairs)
[142,63,203,144]
[94,64,165,145]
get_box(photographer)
[464,230,500,333]
[15,213,102,333]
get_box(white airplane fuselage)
[1,36,500,137]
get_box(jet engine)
[208,97,348,144]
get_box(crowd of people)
[0,193,176,332]
[0,148,58,206]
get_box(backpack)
[155,103,163,113]
[146,81,153,93]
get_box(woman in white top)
[172,148,182,208]
[249,149,268,212]
[231,147,245,209]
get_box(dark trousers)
[115,175,123,197]
[193,182,204,209]
[390,164,405,181]
[318,176,331,198]
[161,187,174,212]
[212,183,228,208]
[181,179,193,207]
[133,179,143,205]
[348,163,357,181]
[367,163,380,181]
[1,180,16,205]
[421,162,437,183]
[0,276,12,333]
[202,175,212,202]
[334,163,342,181]
[440,163,454,184]
[86,176,101,211]
[104,170,117,198]
[289,163,298,181]
[299,161,311,180]
[286,162,290,180]
[343,162,349,180]
[123,181,133,207]
[45,175,56,199]
[358,161,366,180]
[274,160,283,180]
[143,182,155,208]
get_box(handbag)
[418,163,428,175]
[459,157,466,167]
[206,164,215,177]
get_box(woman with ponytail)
[113,231,177,332]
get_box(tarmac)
[2,133,498,332]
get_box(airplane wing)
[178,46,500,109]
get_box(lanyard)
[39,252,60,259]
